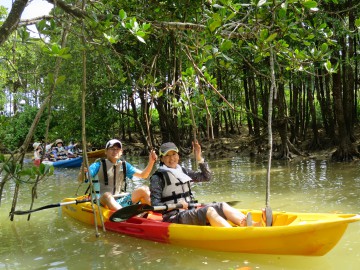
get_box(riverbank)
[4,126,356,163]
[120,131,336,162]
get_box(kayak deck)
[42,157,83,168]
[61,197,360,256]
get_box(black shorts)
[163,202,226,225]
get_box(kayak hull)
[87,149,106,158]
[43,157,83,168]
[61,197,360,256]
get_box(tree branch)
[0,0,29,46]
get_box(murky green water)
[1,155,359,269]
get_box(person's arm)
[133,149,157,179]
[150,174,165,206]
[183,162,211,182]
[185,141,211,182]
[78,161,100,183]
[193,140,204,163]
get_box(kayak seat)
[147,211,163,221]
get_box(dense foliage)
[1,0,360,161]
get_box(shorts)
[163,202,226,226]
[116,193,133,207]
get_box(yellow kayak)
[61,196,360,256]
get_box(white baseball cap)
[105,139,122,149]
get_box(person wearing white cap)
[33,142,43,166]
[150,141,269,227]
[79,139,158,211]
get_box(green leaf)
[119,9,127,20]
[55,75,66,85]
[355,18,360,28]
[183,67,195,77]
[220,40,232,51]
[47,73,55,84]
[278,8,287,19]
[143,23,151,31]
[324,60,331,72]
[39,163,54,175]
[136,31,146,38]
[320,43,328,52]
[59,54,72,60]
[318,23,327,30]
[307,34,315,40]
[260,29,269,40]
[51,43,60,54]
[303,1,317,9]
[209,20,222,32]
[37,20,47,32]
[265,33,278,42]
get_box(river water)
[1,155,359,270]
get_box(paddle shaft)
[147,200,240,211]
[152,203,202,211]
[110,202,198,222]
[12,193,129,215]
[109,200,241,222]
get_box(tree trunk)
[289,79,299,144]
[249,74,260,138]
[307,76,321,150]
[274,83,291,160]
[331,56,359,161]
[243,68,254,136]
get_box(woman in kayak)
[33,142,43,166]
[150,141,270,227]
[78,139,157,211]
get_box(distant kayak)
[42,157,83,168]
[87,149,105,158]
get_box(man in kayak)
[150,141,270,227]
[79,139,158,211]
[52,139,69,159]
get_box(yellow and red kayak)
[61,196,360,256]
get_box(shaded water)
[1,155,360,269]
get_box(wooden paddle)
[109,201,241,222]
[12,193,129,215]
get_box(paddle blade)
[226,200,241,207]
[110,204,154,222]
[12,203,61,215]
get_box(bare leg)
[206,207,232,227]
[221,202,247,226]
[222,203,263,227]
[131,186,150,205]
[100,192,121,211]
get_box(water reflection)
[1,155,360,269]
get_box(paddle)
[12,193,129,215]
[109,200,241,222]
[12,198,92,215]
